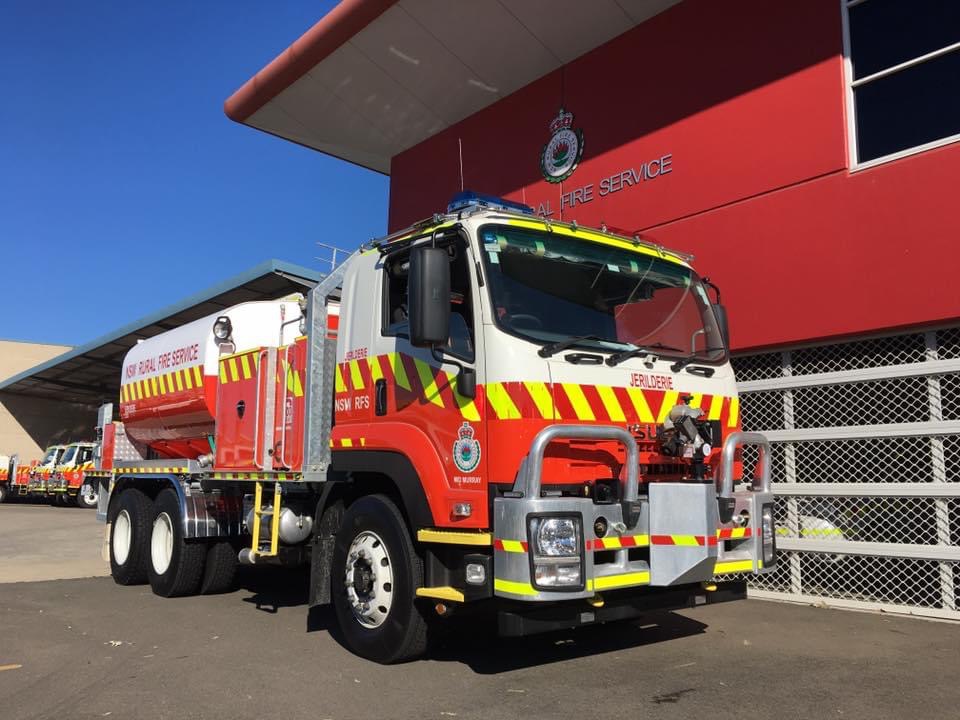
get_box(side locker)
[215,348,265,470]
[273,338,307,471]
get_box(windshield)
[59,446,77,465]
[478,225,725,360]
[41,447,61,465]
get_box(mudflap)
[649,483,719,586]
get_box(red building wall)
[388,0,960,351]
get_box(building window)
[843,0,960,166]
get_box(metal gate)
[732,327,960,620]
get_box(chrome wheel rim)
[80,484,98,506]
[344,531,394,628]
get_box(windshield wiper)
[606,343,683,367]
[670,347,726,372]
[538,334,609,358]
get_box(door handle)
[375,379,387,416]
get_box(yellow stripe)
[588,571,650,591]
[563,383,595,421]
[120,384,127,403]
[596,385,626,422]
[728,397,740,428]
[708,394,724,421]
[688,393,703,409]
[414,359,443,408]
[524,381,556,420]
[448,371,481,422]
[671,534,700,547]
[656,390,679,423]
[219,363,228,383]
[292,370,304,398]
[335,365,347,393]
[494,578,538,597]
[486,383,521,419]
[500,539,525,553]
[625,387,655,423]
[341,438,353,448]
[349,359,365,390]
[504,218,688,266]
[240,354,252,380]
[228,358,239,382]
[415,586,465,602]
[183,367,193,390]
[174,369,184,392]
[368,356,384,382]
[388,352,411,391]
[141,379,150,399]
[715,559,754,574]
[417,529,492,546]
[158,374,166,394]
[150,377,158,396]
[193,366,202,386]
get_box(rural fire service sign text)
[536,108,672,217]
[125,343,200,380]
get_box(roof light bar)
[447,190,534,216]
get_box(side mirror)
[713,303,730,350]
[408,246,450,348]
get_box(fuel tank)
[118,299,303,456]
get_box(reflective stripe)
[588,571,650,591]
[349,359,365,391]
[596,385,626,422]
[487,383,521,419]
[562,383,595,421]
[418,529,492,546]
[715,559,754,574]
[414,358,443,408]
[524,381,557,419]
[494,578,538,596]
[708,394,724,421]
[727,397,740,428]
[656,390,680,423]
[625,387,655,423]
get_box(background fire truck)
[95,193,776,663]
[0,442,99,508]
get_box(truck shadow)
[235,567,707,672]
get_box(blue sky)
[0,2,389,345]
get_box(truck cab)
[49,442,97,507]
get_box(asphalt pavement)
[1,503,958,720]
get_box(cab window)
[382,239,476,361]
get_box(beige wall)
[0,340,96,461]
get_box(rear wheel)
[331,494,429,664]
[77,482,98,509]
[147,488,205,597]
[109,488,152,585]
[0,484,7,503]
[200,540,238,594]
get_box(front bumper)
[492,426,775,602]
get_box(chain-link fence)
[730,327,960,619]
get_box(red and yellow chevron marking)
[493,538,529,553]
[337,352,480,422]
[588,534,649,550]
[651,534,719,547]
[717,527,753,540]
[329,437,366,448]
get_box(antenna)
[316,242,347,274]
[458,138,464,191]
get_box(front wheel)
[77,483,98,509]
[331,494,429,664]
[0,484,8,504]
[147,488,206,597]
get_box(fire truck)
[7,445,65,499]
[95,192,776,663]
[47,441,98,508]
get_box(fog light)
[452,502,472,518]
[465,563,486,585]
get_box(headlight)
[213,316,233,342]
[533,517,580,557]
[529,516,583,590]
[761,503,776,567]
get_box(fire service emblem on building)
[540,108,584,183]
[453,422,481,473]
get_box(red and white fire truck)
[47,441,98,508]
[4,445,65,501]
[95,193,776,663]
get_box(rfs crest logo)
[540,108,584,183]
[452,422,481,473]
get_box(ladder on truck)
[245,250,355,562]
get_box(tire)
[200,540,238,595]
[108,488,152,585]
[331,494,429,664]
[77,482,98,509]
[0,484,8,504]
[147,488,206,598]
